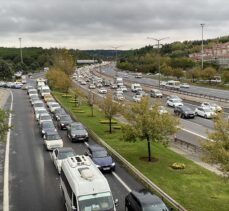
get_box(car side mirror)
[84,152,89,156]
[114,199,119,207]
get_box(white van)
[131,83,142,92]
[61,155,118,211]
[40,85,50,97]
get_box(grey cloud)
[0,0,228,49]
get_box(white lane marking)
[112,172,131,192]
[3,90,13,211]
[179,127,212,141]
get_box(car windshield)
[58,151,75,160]
[52,104,60,108]
[72,124,84,130]
[78,192,114,211]
[34,103,44,108]
[46,134,60,140]
[173,100,181,103]
[41,115,51,120]
[29,90,37,94]
[61,116,71,121]
[142,203,169,211]
[43,123,55,129]
[203,108,212,112]
[93,150,108,158]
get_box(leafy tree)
[102,93,121,134]
[201,67,217,81]
[222,71,229,84]
[0,109,11,141]
[201,114,229,177]
[0,60,13,80]
[46,68,72,93]
[160,63,173,77]
[187,67,201,82]
[122,97,179,161]
[52,49,75,76]
[172,68,184,79]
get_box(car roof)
[88,144,106,152]
[131,189,163,205]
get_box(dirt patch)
[139,156,159,163]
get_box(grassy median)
[53,91,229,211]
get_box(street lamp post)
[18,37,23,64]
[111,46,121,77]
[147,37,168,88]
[200,24,205,69]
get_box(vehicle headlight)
[61,123,65,126]
[85,132,88,136]
[42,130,45,134]
[111,162,116,166]
[96,164,101,168]
[71,133,76,137]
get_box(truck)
[131,83,142,92]
[114,77,123,87]
[21,75,27,84]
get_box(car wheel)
[181,114,184,118]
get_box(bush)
[171,162,186,170]
[113,125,121,129]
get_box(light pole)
[200,23,205,69]
[18,37,23,64]
[147,37,168,88]
[111,46,121,77]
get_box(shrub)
[171,162,186,170]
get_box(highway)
[103,64,229,100]
[7,78,145,211]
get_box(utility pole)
[18,37,23,64]
[147,37,168,88]
[111,46,121,77]
[200,24,205,70]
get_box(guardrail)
[93,69,229,104]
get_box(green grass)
[53,91,229,211]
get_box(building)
[189,42,229,68]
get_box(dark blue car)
[85,144,115,172]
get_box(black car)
[40,121,56,137]
[85,144,115,172]
[174,106,195,119]
[53,108,67,120]
[57,114,73,130]
[67,122,89,142]
[125,189,170,211]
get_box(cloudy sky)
[0,0,228,50]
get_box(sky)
[0,0,228,50]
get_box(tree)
[46,68,72,93]
[52,49,75,76]
[122,97,179,161]
[172,68,184,79]
[0,60,13,80]
[0,109,11,141]
[201,114,229,177]
[102,93,121,134]
[160,63,173,77]
[201,67,217,82]
[222,71,229,84]
[187,67,201,82]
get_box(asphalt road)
[8,80,145,211]
[103,65,229,100]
